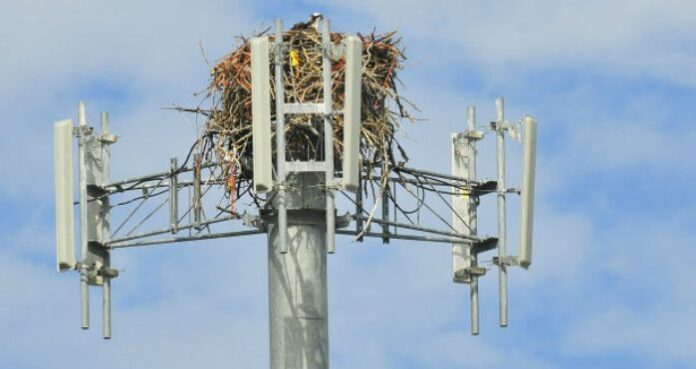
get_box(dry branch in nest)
[198,23,415,206]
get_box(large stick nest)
[200,24,415,200]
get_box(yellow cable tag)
[289,50,300,68]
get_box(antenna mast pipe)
[77,101,90,330]
[100,112,112,340]
[193,153,202,230]
[169,158,179,234]
[451,105,480,335]
[274,19,288,254]
[321,18,336,254]
[495,97,508,327]
[467,106,480,335]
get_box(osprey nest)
[198,23,414,198]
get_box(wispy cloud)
[317,0,696,86]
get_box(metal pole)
[80,273,89,329]
[169,158,179,234]
[355,171,363,241]
[381,178,390,244]
[101,112,112,340]
[77,101,89,330]
[495,97,508,327]
[103,276,111,338]
[101,112,110,193]
[321,18,336,254]
[467,106,480,335]
[193,153,202,230]
[268,173,329,369]
[107,214,236,246]
[354,215,483,242]
[275,18,288,254]
[395,165,485,186]
[103,161,217,189]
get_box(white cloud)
[322,0,696,87]
[0,0,256,197]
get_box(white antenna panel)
[251,36,273,193]
[341,35,362,192]
[519,115,537,268]
[54,119,76,272]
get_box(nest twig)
[188,24,416,209]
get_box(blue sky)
[2,1,696,368]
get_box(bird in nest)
[292,12,323,31]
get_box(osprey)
[292,12,323,30]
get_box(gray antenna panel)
[518,115,537,269]
[451,132,472,283]
[54,119,76,271]
[341,35,363,192]
[251,36,273,193]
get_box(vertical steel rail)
[356,171,363,241]
[495,97,508,327]
[193,153,202,230]
[100,112,112,339]
[275,19,288,254]
[80,274,89,329]
[381,170,390,244]
[103,272,111,338]
[467,107,480,335]
[77,101,90,330]
[170,158,179,234]
[322,18,336,254]
[392,183,397,235]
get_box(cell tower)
[53,16,538,369]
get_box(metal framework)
[53,15,538,369]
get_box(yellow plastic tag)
[289,50,300,68]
